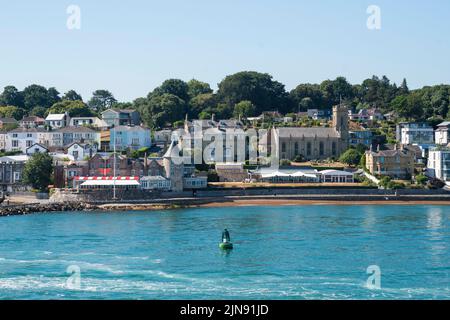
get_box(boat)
[219,241,233,250]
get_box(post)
[112,130,117,200]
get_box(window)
[12,140,19,148]
[12,134,18,138]
[14,172,21,181]
[132,138,139,145]
[332,142,336,155]
[27,133,32,138]
[282,142,286,153]
[307,142,311,156]
[26,140,33,147]
[294,142,299,155]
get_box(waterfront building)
[0,155,30,192]
[365,145,415,179]
[215,162,248,182]
[110,126,151,151]
[269,105,349,161]
[19,116,45,128]
[75,176,140,189]
[140,176,171,191]
[45,113,70,129]
[319,170,354,183]
[101,109,141,127]
[396,122,434,146]
[427,147,450,182]
[435,121,450,146]
[183,176,208,189]
[250,167,320,183]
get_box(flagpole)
[113,130,117,200]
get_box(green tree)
[141,93,186,128]
[22,153,54,192]
[187,79,213,99]
[189,93,217,118]
[88,90,117,112]
[151,79,189,102]
[47,87,61,106]
[0,86,24,108]
[22,84,51,110]
[339,149,363,166]
[63,90,83,101]
[30,106,47,118]
[0,106,26,120]
[233,100,256,118]
[47,100,93,117]
[217,71,290,114]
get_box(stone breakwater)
[0,202,99,217]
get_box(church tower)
[332,105,349,141]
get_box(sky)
[1,0,450,102]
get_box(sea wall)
[0,202,98,217]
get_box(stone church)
[272,105,349,161]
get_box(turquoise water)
[0,205,449,300]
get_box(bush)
[293,155,304,163]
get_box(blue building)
[349,130,373,147]
[110,126,151,151]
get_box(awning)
[80,180,140,187]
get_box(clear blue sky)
[1,0,449,102]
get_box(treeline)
[1,72,449,129]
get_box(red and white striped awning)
[74,176,139,181]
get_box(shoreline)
[1,197,450,217]
[98,198,450,211]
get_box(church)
[270,105,349,161]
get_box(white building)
[5,128,46,153]
[45,113,70,129]
[26,143,48,155]
[140,176,171,191]
[397,122,434,145]
[69,117,108,129]
[435,121,450,146]
[427,148,450,182]
[320,170,354,183]
[67,142,97,161]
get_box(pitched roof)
[45,114,66,121]
[276,127,340,138]
[55,126,96,133]
[9,127,46,133]
[0,117,18,124]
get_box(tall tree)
[0,86,24,108]
[141,94,186,128]
[233,100,256,118]
[217,71,290,115]
[47,87,61,106]
[187,79,213,99]
[47,100,93,117]
[22,153,54,192]
[63,90,83,101]
[87,90,117,112]
[150,79,190,102]
[22,84,51,110]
